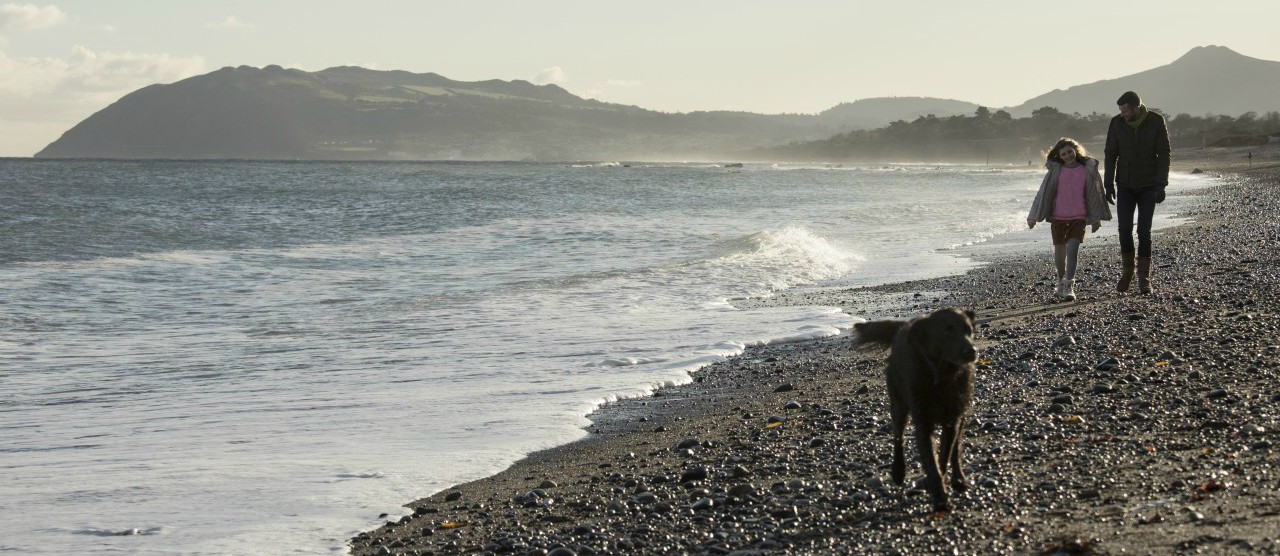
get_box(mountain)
[1006,45,1280,117]
[35,46,1280,161]
[819,97,981,129]
[35,65,844,161]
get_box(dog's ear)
[906,319,929,348]
[964,309,976,323]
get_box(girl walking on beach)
[1026,138,1112,301]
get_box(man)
[1104,91,1170,295]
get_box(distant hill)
[35,65,846,161]
[1006,45,1280,117]
[819,97,981,129]
[35,45,1280,161]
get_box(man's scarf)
[1126,105,1149,130]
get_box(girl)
[1026,138,1112,301]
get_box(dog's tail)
[852,319,906,351]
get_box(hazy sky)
[3,1,1279,156]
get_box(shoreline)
[351,145,1280,555]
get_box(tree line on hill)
[752,107,1280,164]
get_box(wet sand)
[351,144,1280,555]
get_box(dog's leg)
[890,396,908,485]
[914,421,951,511]
[938,423,954,478]
[949,421,968,492]
[939,421,968,493]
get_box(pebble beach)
[350,145,1280,556]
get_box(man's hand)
[1026,218,1036,229]
[1105,186,1116,205]
[1155,187,1166,204]
[1090,222,1101,233]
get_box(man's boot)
[1137,256,1153,295]
[1062,279,1076,301]
[1117,251,1136,293]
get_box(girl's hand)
[1026,218,1036,229]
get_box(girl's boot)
[1062,238,1080,301]
[1054,244,1067,298]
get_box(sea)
[0,159,1212,555]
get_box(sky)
[3,1,1280,157]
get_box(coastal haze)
[3,1,1280,158]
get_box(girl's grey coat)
[1026,158,1113,224]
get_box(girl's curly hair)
[1045,137,1091,164]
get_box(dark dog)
[854,307,977,512]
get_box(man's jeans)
[1116,187,1159,257]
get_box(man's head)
[1117,91,1142,121]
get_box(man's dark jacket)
[1104,109,1171,191]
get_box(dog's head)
[908,308,978,367]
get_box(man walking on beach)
[1104,91,1170,295]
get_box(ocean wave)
[596,356,670,368]
[763,324,843,345]
[705,226,862,293]
[569,161,622,168]
[1,159,1065,556]
[73,526,165,537]
[335,472,385,479]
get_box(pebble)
[1095,357,1120,371]
[680,466,709,483]
[1241,424,1266,435]
[675,438,700,451]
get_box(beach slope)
[351,146,1280,555]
